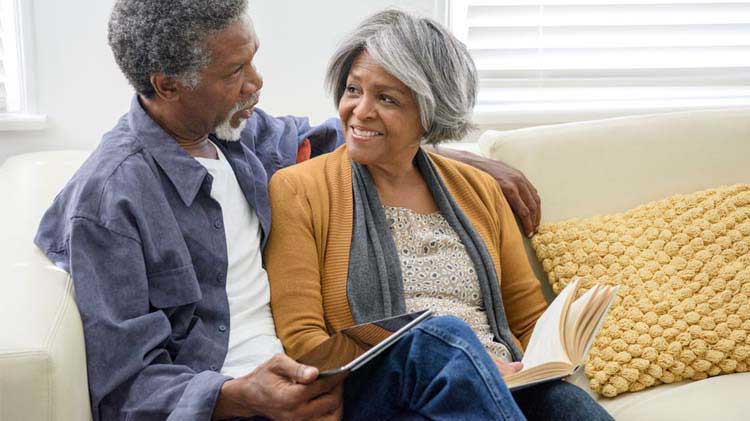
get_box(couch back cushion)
[479,108,750,222]
[0,150,90,264]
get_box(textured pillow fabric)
[531,184,750,397]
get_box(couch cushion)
[568,370,750,420]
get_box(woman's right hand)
[491,355,523,378]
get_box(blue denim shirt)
[34,96,342,421]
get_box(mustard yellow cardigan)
[265,146,547,360]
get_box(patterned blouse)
[384,206,513,362]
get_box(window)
[448,0,750,128]
[0,0,44,130]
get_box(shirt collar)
[127,95,208,207]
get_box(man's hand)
[491,355,524,379]
[426,146,541,236]
[213,353,344,420]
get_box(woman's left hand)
[490,355,523,378]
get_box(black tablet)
[298,310,433,378]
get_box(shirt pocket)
[148,264,203,308]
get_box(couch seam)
[0,349,48,359]
[46,349,54,421]
[42,274,74,421]
[43,274,72,351]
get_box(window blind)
[449,0,750,125]
[0,2,8,112]
[0,0,20,113]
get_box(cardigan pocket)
[148,264,203,309]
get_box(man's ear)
[150,74,182,101]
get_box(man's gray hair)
[108,0,249,97]
[326,9,478,144]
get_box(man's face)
[179,19,262,140]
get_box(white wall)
[0,0,441,165]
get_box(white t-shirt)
[195,144,284,378]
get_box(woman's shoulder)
[271,145,349,191]
[427,150,499,193]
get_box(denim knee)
[418,315,478,342]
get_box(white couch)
[1,108,748,420]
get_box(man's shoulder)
[34,123,161,269]
[71,132,155,216]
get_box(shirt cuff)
[169,370,232,420]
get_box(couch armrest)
[0,151,93,421]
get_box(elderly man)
[35,1,541,420]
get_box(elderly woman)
[266,10,612,421]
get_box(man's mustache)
[241,93,260,110]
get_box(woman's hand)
[490,354,524,378]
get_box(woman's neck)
[366,148,438,214]
[367,158,421,190]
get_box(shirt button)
[213,219,223,230]
[216,271,224,284]
[218,324,227,332]
[210,365,217,371]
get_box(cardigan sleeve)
[265,172,332,359]
[490,182,548,349]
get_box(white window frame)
[445,0,750,129]
[0,0,45,131]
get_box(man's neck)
[139,95,218,159]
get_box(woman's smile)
[350,125,385,141]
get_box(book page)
[519,279,579,370]
[579,286,619,359]
[565,284,602,359]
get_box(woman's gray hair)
[326,9,478,144]
[108,0,249,97]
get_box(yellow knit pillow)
[531,184,750,397]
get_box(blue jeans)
[512,379,613,421]
[343,316,613,421]
[343,316,525,420]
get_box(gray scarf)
[346,149,523,361]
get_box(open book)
[505,278,619,390]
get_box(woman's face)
[339,51,425,167]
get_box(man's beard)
[214,97,257,142]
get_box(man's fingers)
[504,187,534,238]
[305,373,346,398]
[518,182,541,236]
[297,387,343,420]
[267,354,318,384]
[529,180,542,228]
